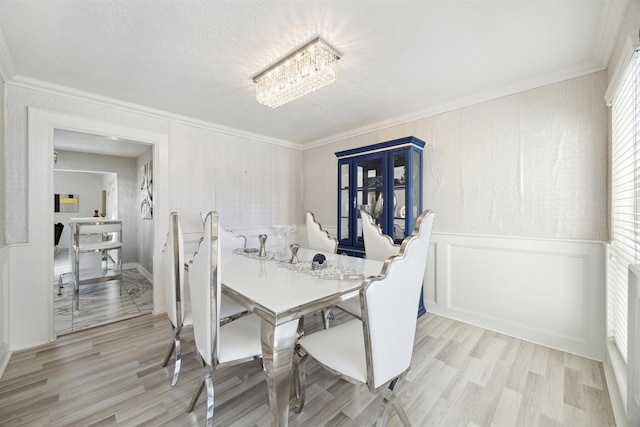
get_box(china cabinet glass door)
[339,162,350,242]
[336,136,424,257]
[356,155,385,246]
[391,152,408,243]
[388,148,423,243]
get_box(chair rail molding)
[424,232,606,360]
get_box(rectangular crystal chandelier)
[253,38,340,108]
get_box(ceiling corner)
[0,22,16,82]
[593,0,630,67]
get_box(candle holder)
[289,244,299,264]
[258,234,267,257]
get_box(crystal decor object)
[271,225,295,260]
[253,38,340,108]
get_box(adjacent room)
[0,1,638,426]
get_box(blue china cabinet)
[336,136,425,256]
[336,136,426,315]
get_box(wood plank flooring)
[54,249,153,335]
[0,311,616,426]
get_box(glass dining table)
[221,246,384,426]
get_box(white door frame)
[7,108,169,349]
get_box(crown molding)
[7,75,303,150]
[605,28,640,105]
[0,24,16,83]
[593,0,630,67]
[305,61,606,149]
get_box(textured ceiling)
[0,0,627,149]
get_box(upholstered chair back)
[162,211,186,329]
[360,210,400,262]
[305,211,338,253]
[189,211,222,367]
[361,210,434,389]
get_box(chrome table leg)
[261,318,299,427]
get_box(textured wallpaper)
[4,85,304,246]
[167,122,303,236]
[5,73,607,244]
[0,75,4,246]
[303,72,608,241]
[5,85,168,244]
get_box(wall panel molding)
[425,232,605,360]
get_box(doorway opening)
[52,131,154,335]
[23,109,168,347]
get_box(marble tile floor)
[54,249,153,336]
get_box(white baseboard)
[604,341,629,427]
[122,262,137,271]
[0,343,11,380]
[132,263,152,283]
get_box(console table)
[69,218,123,303]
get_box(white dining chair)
[293,210,435,426]
[336,210,402,318]
[361,209,401,261]
[161,211,190,387]
[220,227,247,251]
[305,211,338,328]
[200,210,247,250]
[305,211,338,254]
[187,210,263,426]
[162,211,248,387]
[198,210,249,321]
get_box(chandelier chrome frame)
[253,37,340,108]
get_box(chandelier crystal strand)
[254,38,339,108]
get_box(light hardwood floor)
[0,310,616,426]
[54,249,153,335]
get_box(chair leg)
[187,377,205,412]
[161,339,175,368]
[57,273,64,296]
[293,345,308,413]
[188,372,215,426]
[321,308,334,329]
[161,327,182,387]
[296,316,305,338]
[376,377,410,427]
[204,372,214,427]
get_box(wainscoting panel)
[185,228,605,360]
[424,233,606,360]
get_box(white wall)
[2,84,303,351]
[304,73,607,241]
[0,73,4,247]
[54,150,137,264]
[54,170,108,249]
[166,122,303,236]
[302,72,608,360]
[0,68,7,364]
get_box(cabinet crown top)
[335,136,425,158]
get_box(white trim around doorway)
[4,108,168,350]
